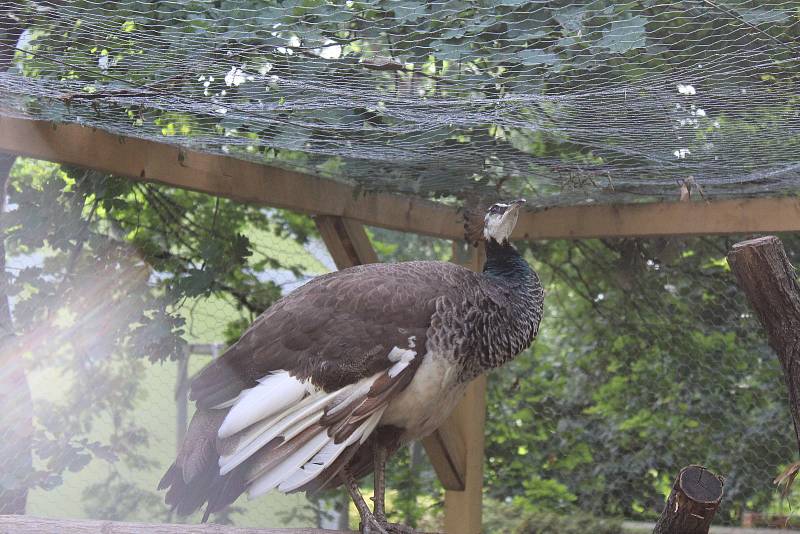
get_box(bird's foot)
[384,524,417,534]
[374,515,416,534]
[359,513,389,534]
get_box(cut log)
[727,236,800,452]
[653,465,724,534]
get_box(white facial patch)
[484,206,519,242]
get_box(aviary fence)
[1,162,797,531]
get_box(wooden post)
[727,236,800,452]
[442,241,486,534]
[653,465,723,534]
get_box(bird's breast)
[380,351,467,442]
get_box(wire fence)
[2,159,799,531]
[488,235,799,529]
[2,1,800,207]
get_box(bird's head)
[483,199,526,244]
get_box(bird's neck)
[483,238,532,283]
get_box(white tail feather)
[220,389,341,475]
[218,371,309,438]
[325,376,378,417]
[248,432,331,498]
[219,371,390,494]
[276,408,387,493]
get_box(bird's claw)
[375,516,416,534]
[359,515,389,534]
[384,524,416,534]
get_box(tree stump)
[653,465,724,534]
[727,236,800,452]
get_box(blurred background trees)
[2,0,800,530]
[2,156,797,530]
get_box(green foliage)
[12,0,800,202]
[513,509,623,534]
[4,158,313,520]
[483,499,623,534]
[485,236,796,524]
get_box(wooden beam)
[0,515,352,534]
[6,116,800,241]
[421,241,486,495]
[0,116,463,241]
[421,413,467,491]
[314,216,378,269]
[512,197,800,240]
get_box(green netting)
[1,1,800,207]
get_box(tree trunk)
[727,236,800,451]
[652,465,723,534]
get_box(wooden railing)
[0,515,354,534]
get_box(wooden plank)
[6,116,800,241]
[0,515,352,534]
[512,197,800,240]
[441,242,486,534]
[0,116,463,240]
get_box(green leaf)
[597,16,647,54]
[516,48,559,66]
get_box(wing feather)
[190,261,477,408]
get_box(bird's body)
[160,200,544,532]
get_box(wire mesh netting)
[1,158,799,531]
[2,1,800,207]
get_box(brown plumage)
[159,200,544,533]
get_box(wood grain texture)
[727,236,800,450]
[7,117,800,241]
[0,515,353,534]
[0,117,462,240]
[653,466,724,534]
[513,198,800,240]
[314,216,378,269]
[443,376,487,534]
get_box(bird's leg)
[372,442,388,524]
[372,444,416,534]
[341,469,387,534]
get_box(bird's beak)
[508,199,526,211]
